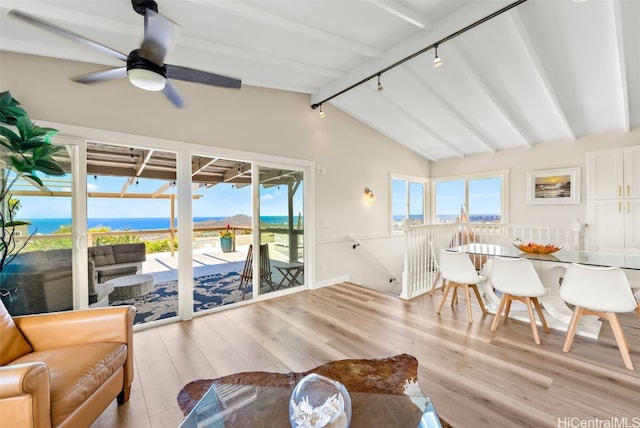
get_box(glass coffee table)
[179,382,443,428]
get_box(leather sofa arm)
[14,306,135,351]
[14,306,136,395]
[0,362,51,428]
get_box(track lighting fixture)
[319,105,326,118]
[433,44,443,68]
[309,0,527,111]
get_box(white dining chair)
[559,263,638,370]
[594,247,640,318]
[437,249,487,324]
[490,256,550,344]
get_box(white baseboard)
[312,275,351,289]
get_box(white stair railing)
[349,233,399,284]
[401,222,582,300]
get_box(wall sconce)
[364,187,375,202]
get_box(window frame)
[389,172,428,235]
[431,169,509,224]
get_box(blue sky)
[16,174,302,219]
[392,177,501,218]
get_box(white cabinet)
[586,145,640,250]
[587,146,640,200]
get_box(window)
[391,175,426,232]
[433,170,508,224]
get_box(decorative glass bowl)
[289,373,351,428]
[512,240,562,254]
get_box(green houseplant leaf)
[0,90,65,272]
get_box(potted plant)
[0,90,66,311]
[219,224,233,253]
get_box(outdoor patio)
[110,240,304,324]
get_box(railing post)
[400,219,411,299]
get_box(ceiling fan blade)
[162,80,185,108]
[9,10,129,62]
[140,8,176,65]
[166,65,242,89]
[72,67,128,84]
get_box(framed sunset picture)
[526,167,580,205]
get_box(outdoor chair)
[239,244,273,298]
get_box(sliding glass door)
[190,154,252,313]
[257,166,304,296]
[0,140,81,316]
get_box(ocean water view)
[25,216,295,235]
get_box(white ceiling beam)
[368,0,432,30]
[191,157,218,176]
[443,44,531,148]
[401,66,495,154]
[192,0,382,58]
[373,83,466,157]
[2,1,137,36]
[611,0,630,132]
[136,149,154,177]
[311,0,514,106]
[5,1,346,81]
[152,182,172,198]
[508,10,575,140]
[181,35,347,80]
[331,102,438,161]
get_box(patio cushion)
[112,243,146,264]
[90,246,116,267]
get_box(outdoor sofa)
[0,243,146,315]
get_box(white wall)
[430,129,640,228]
[0,52,430,289]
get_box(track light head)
[433,44,443,68]
[319,105,326,118]
[377,74,383,92]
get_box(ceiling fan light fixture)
[127,68,166,91]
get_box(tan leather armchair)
[0,300,135,428]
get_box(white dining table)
[450,243,640,339]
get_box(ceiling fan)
[9,0,242,108]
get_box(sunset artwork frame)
[526,167,580,205]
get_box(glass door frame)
[250,161,314,300]
[42,120,316,323]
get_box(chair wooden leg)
[490,294,508,332]
[524,297,541,345]
[532,297,550,333]
[429,272,441,297]
[563,306,583,353]
[451,287,458,307]
[504,299,513,318]
[471,284,487,315]
[437,282,452,315]
[464,285,473,323]
[607,313,634,370]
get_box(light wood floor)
[93,282,640,428]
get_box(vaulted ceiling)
[1,0,638,161]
